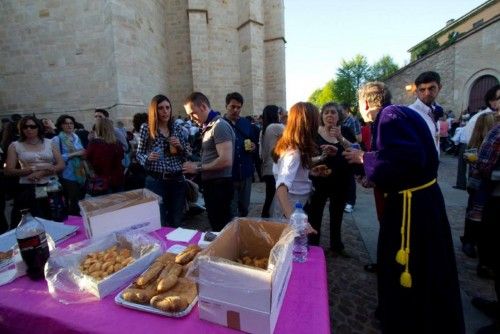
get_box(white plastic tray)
[114,287,198,318]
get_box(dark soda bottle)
[16,209,50,280]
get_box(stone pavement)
[184,153,496,334]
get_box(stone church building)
[0,0,286,127]
[386,0,499,116]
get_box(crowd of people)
[0,72,499,333]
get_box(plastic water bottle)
[16,209,50,280]
[290,202,308,263]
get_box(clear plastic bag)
[186,218,295,294]
[45,230,162,304]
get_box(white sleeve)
[275,150,300,190]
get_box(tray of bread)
[115,245,201,317]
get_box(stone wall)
[0,0,117,127]
[386,18,500,115]
[108,0,169,124]
[165,0,193,117]
[264,0,286,110]
[0,0,286,126]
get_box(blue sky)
[284,0,486,108]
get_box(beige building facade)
[386,15,499,115]
[0,0,286,127]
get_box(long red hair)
[272,102,319,168]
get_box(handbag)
[83,161,109,196]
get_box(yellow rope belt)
[394,178,437,288]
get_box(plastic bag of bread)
[45,229,162,304]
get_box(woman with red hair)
[272,102,320,219]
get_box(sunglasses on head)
[22,125,38,130]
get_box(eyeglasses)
[22,125,38,130]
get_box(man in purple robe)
[344,81,465,334]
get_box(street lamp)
[405,84,415,92]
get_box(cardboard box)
[79,239,161,299]
[79,189,162,239]
[196,218,294,334]
[46,232,162,299]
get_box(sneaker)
[344,204,353,213]
[467,208,483,222]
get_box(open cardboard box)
[194,218,294,334]
[79,188,162,239]
[45,231,162,300]
[76,236,161,298]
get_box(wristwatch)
[196,163,203,173]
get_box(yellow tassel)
[395,249,407,265]
[400,271,412,288]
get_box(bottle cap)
[294,202,302,209]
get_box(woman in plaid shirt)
[136,94,190,227]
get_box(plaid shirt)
[342,115,361,136]
[475,124,500,179]
[136,123,191,173]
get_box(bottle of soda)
[289,202,308,263]
[47,178,67,222]
[16,209,50,280]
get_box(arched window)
[468,75,499,112]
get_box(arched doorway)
[468,75,499,112]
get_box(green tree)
[308,54,398,110]
[370,55,399,81]
[337,54,370,90]
[331,76,356,107]
[331,54,370,107]
[411,38,440,60]
[309,80,335,107]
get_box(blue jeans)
[145,175,186,227]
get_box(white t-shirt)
[272,149,311,195]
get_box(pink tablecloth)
[0,217,330,334]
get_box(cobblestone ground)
[184,154,497,334]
